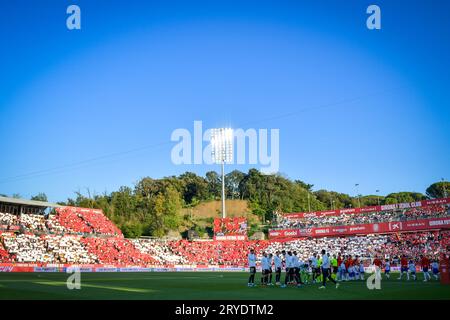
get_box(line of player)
[247,249,441,288]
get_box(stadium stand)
[168,240,269,266]
[20,213,47,232]
[0,212,19,228]
[0,237,13,262]
[53,207,122,236]
[131,239,187,264]
[0,200,449,267]
[80,237,156,265]
[265,235,388,262]
[274,204,450,229]
[2,233,55,263]
[43,235,97,264]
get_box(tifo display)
[0,199,449,273]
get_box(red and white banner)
[269,217,450,239]
[214,235,247,241]
[283,197,450,219]
[213,217,248,240]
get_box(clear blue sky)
[0,0,449,202]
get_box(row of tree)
[10,171,449,238]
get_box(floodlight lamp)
[210,127,233,164]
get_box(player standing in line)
[407,259,417,281]
[331,254,338,281]
[317,255,323,283]
[344,255,351,281]
[336,253,342,281]
[420,255,431,282]
[281,250,287,278]
[358,260,365,280]
[373,256,383,281]
[292,251,303,287]
[274,251,282,285]
[319,249,339,289]
[384,259,391,279]
[247,249,257,287]
[431,260,440,280]
[267,253,274,285]
[310,253,319,283]
[398,255,408,280]
[339,257,347,282]
[354,256,360,280]
[300,258,309,284]
[348,255,355,281]
[261,252,270,285]
[281,251,294,288]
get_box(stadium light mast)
[211,128,234,219]
[355,183,361,208]
[376,189,380,207]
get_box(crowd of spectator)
[54,208,123,236]
[2,233,54,263]
[0,230,448,266]
[131,239,187,264]
[0,204,448,267]
[20,214,47,232]
[168,240,269,266]
[373,231,446,263]
[274,204,450,229]
[80,237,157,265]
[0,208,122,237]
[43,235,97,264]
[0,212,19,228]
[265,235,388,262]
[0,238,14,262]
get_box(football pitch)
[0,272,449,300]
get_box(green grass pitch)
[0,272,449,300]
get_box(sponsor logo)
[0,266,14,272]
[340,209,355,214]
[390,222,401,230]
[95,268,118,272]
[429,219,450,227]
[349,226,366,232]
[34,267,58,272]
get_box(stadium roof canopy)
[0,196,62,208]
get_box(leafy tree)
[205,171,221,199]
[294,180,314,192]
[384,192,426,204]
[426,181,450,199]
[178,172,209,204]
[31,193,48,202]
[225,170,245,199]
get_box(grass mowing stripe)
[33,281,154,293]
[0,272,448,300]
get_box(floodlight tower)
[211,128,234,219]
